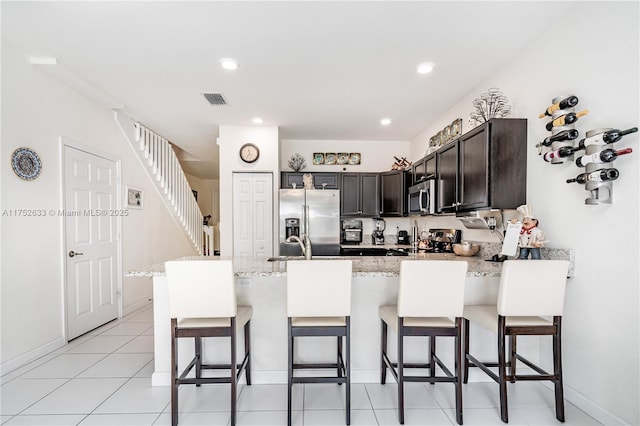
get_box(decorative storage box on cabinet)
[436,118,527,213]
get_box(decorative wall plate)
[313,152,325,165]
[450,118,463,138]
[11,147,42,180]
[324,153,337,165]
[337,153,349,165]
[348,153,361,165]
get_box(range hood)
[456,209,504,230]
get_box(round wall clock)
[11,147,42,180]
[239,143,260,163]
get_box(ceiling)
[2,1,573,179]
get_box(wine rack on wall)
[538,95,637,205]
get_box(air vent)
[203,93,227,105]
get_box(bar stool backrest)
[287,260,352,318]
[397,260,468,318]
[497,260,570,317]
[165,259,237,319]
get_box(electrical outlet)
[237,278,252,288]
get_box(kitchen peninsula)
[127,249,573,387]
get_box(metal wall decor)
[537,93,638,205]
[469,87,511,126]
[288,153,306,172]
[11,147,42,180]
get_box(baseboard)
[541,382,629,425]
[0,336,66,376]
[123,298,152,318]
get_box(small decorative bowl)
[452,242,481,257]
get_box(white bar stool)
[165,259,252,426]
[463,259,570,423]
[286,260,353,426]
[379,260,468,425]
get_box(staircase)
[119,116,207,254]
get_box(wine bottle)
[545,109,589,131]
[577,127,638,148]
[538,96,579,118]
[538,129,579,147]
[575,148,633,167]
[566,168,620,184]
[543,145,582,162]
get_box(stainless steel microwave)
[408,179,435,215]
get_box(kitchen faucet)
[286,234,312,260]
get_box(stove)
[422,228,461,253]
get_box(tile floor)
[1,305,602,426]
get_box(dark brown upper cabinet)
[380,170,408,217]
[412,153,436,185]
[341,173,380,217]
[436,118,527,214]
[281,172,339,189]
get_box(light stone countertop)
[125,245,575,279]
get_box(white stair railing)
[132,122,208,255]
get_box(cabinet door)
[436,143,458,213]
[359,173,380,216]
[459,126,489,210]
[380,170,406,216]
[412,158,426,185]
[281,172,303,189]
[340,173,361,216]
[313,172,339,189]
[425,154,436,178]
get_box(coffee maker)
[372,218,386,245]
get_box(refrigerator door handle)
[304,204,310,236]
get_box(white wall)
[281,139,410,173]
[185,172,216,218]
[409,4,639,424]
[218,126,280,256]
[0,43,196,371]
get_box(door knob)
[68,250,84,258]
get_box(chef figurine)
[514,204,545,259]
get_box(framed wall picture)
[450,118,463,139]
[337,153,349,165]
[313,153,325,165]
[324,153,337,165]
[348,153,361,165]
[126,186,143,209]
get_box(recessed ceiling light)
[220,58,239,71]
[252,117,263,124]
[416,62,435,74]
[380,118,392,126]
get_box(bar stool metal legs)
[463,315,565,423]
[170,318,251,426]
[462,260,570,424]
[381,317,463,425]
[287,317,351,426]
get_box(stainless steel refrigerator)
[279,189,340,256]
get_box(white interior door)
[233,173,273,257]
[64,145,120,340]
